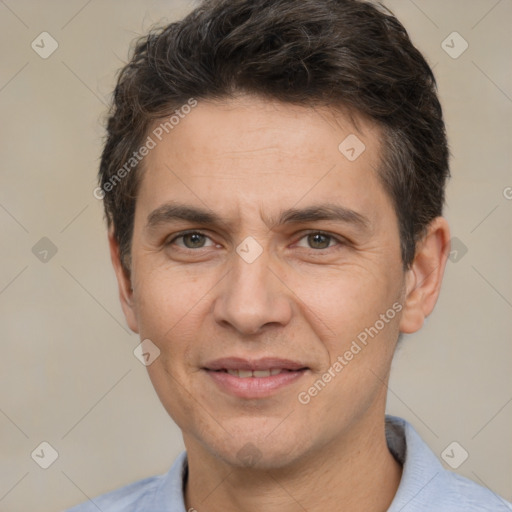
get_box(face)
[113,95,416,469]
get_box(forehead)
[135,95,393,229]
[146,95,380,166]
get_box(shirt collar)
[385,415,444,511]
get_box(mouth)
[203,357,309,398]
[210,368,301,378]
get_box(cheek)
[133,263,211,338]
[145,362,199,434]
[137,269,212,428]
[288,263,397,341]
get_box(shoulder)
[64,474,161,512]
[426,468,512,512]
[386,415,512,512]
[63,451,188,512]
[431,469,512,511]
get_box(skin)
[109,94,450,512]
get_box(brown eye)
[307,233,331,249]
[298,232,337,250]
[170,231,214,249]
[182,233,206,248]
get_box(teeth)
[225,368,285,378]
[253,370,271,378]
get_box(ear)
[399,217,451,334]
[108,229,139,333]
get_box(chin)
[208,430,310,471]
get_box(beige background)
[0,1,511,510]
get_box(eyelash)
[166,230,346,251]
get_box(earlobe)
[399,217,451,334]
[108,230,139,333]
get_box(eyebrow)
[145,202,371,232]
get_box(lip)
[203,357,309,399]
[204,357,308,371]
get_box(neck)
[184,413,402,512]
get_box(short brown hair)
[99,0,449,271]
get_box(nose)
[213,247,293,336]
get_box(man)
[68,0,512,510]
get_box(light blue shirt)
[65,415,512,511]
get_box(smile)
[213,368,295,378]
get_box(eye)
[169,231,215,249]
[296,231,342,250]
